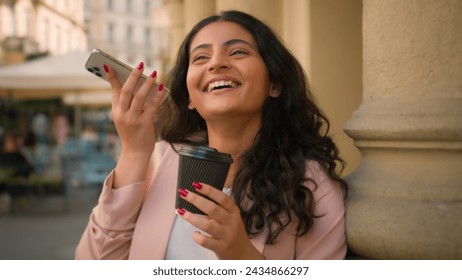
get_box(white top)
[165,188,232,260]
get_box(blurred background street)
[0,0,166,260]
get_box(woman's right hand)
[104,62,165,188]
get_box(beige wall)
[307,0,362,175]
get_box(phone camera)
[87,66,102,77]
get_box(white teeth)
[207,80,238,92]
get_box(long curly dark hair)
[158,10,347,244]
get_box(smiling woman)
[185,21,273,126]
[75,10,347,260]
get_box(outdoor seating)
[61,138,116,206]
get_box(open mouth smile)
[205,80,241,93]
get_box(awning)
[0,51,110,100]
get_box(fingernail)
[150,70,157,78]
[136,61,144,70]
[176,208,185,216]
[158,83,164,91]
[103,64,109,73]
[192,182,202,190]
[178,188,188,197]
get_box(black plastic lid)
[179,146,233,164]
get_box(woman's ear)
[269,83,281,98]
[188,99,195,110]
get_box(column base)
[344,97,462,259]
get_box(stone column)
[282,0,310,72]
[183,0,215,33]
[344,0,462,259]
[216,0,283,35]
[164,0,185,63]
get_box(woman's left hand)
[177,182,264,260]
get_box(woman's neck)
[206,116,261,188]
[206,117,260,158]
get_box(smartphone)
[85,49,169,104]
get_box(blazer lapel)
[129,149,179,259]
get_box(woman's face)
[186,21,273,122]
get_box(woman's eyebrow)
[223,38,254,49]
[190,38,256,53]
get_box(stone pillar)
[183,0,216,33]
[164,0,185,63]
[282,0,310,72]
[216,0,283,35]
[344,0,462,259]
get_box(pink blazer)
[75,141,346,259]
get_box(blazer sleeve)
[295,161,347,259]
[75,171,146,259]
[75,141,170,260]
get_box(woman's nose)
[208,54,230,71]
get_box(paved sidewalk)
[0,211,91,260]
[0,190,96,260]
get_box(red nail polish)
[178,188,188,197]
[158,83,164,91]
[192,182,202,190]
[150,70,157,78]
[177,208,185,216]
[136,61,144,70]
[103,64,109,73]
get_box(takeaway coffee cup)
[175,146,233,214]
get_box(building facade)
[0,0,169,71]
[84,0,169,74]
[0,0,87,65]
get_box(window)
[145,0,150,17]
[44,19,49,49]
[126,25,133,42]
[26,8,32,37]
[56,25,61,52]
[127,0,132,13]
[145,27,151,48]
[107,23,114,43]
